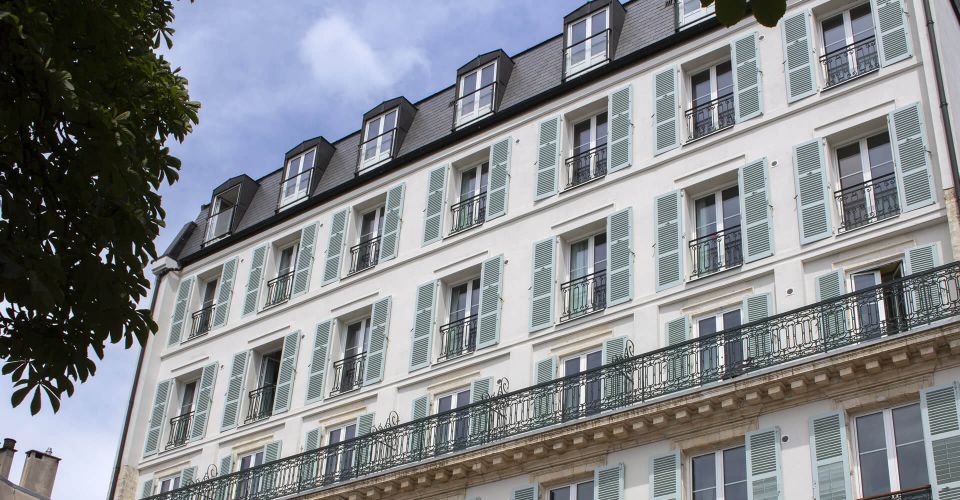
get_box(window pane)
[596,113,608,146]
[480,64,495,85]
[586,351,602,370]
[593,233,607,273]
[691,69,712,106]
[850,3,875,42]
[693,453,718,497]
[821,14,847,53]
[721,186,740,228]
[856,412,887,452]
[892,404,923,445]
[893,404,929,489]
[723,446,747,483]
[565,357,581,376]
[699,316,718,337]
[716,61,734,98]
[722,310,742,330]
[449,283,468,319]
[460,169,477,198]
[684,0,701,14]
[867,133,894,179]
[695,195,718,237]
[571,20,587,43]
[383,110,397,130]
[570,240,589,279]
[470,279,481,318]
[550,486,571,500]
[437,395,452,413]
[573,119,592,153]
[856,412,891,496]
[462,72,477,95]
[577,481,595,500]
[837,143,865,189]
[591,12,606,34]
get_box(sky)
[0,1,586,498]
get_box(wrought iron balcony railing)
[278,168,313,209]
[145,262,960,500]
[349,237,381,275]
[564,29,611,79]
[244,385,276,424]
[860,486,932,500]
[686,94,735,141]
[821,36,879,89]
[264,271,295,309]
[455,82,497,128]
[450,193,486,234]
[165,412,194,450]
[437,315,478,363]
[565,144,607,190]
[560,271,607,322]
[203,206,236,245]
[189,305,214,340]
[836,173,900,233]
[690,225,743,279]
[357,128,400,173]
[330,353,365,397]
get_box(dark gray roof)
[167,0,682,262]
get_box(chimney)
[19,449,60,498]
[0,438,15,480]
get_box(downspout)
[106,267,171,500]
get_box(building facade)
[109,0,960,499]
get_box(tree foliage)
[707,0,788,27]
[0,0,199,414]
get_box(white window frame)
[694,307,743,375]
[833,131,895,226]
[198,275,221,310]
[687,60,734,141]
[324,422,358,477]
[549,479,595,500]
[567,112,609,186]
[689,445,748,500]
[178,379,198,416]
[457,161,490,203]
[280,148,315,207]
[565,8,609,77]
[358,205,386,242]
[434,387,471,449]
[361,109,398,169]
[561,349,602,416]
[679,0,716,26]
[205,187,240,243]
[157,474,181,493]
[566,232,607,282]
[818,3,874,57]
[342,317,371,360]
[447,277,481,324]
[690,184,741,278]
[457,62,497,126]
[851,402,927,497]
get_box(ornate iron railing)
[860,486,932,500]
[349,237,381,275]
[455,82,497,128]
[330,353,365,397]
[244,385,276,424]
[564,29,611,79]
[437,315,478,363]
[189,305,214,340]
[450,193,486,234]
[565,144,607,189]
[203,206,236,245]
[690,225,743,278]
[821,36,879,89]
[278,168,313,209]
[686,94,735,141]
[836,173,900,232]
[263,271,294,309]
[145,263,960,500]
[165,412,194,450]
[560,271,607,322]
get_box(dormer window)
[204,186,240,244]
[279,148,315,208]
[360,109,398,170]
[679,0,715,26]
[565,9,608,78]
[456,62,496,127]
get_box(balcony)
[685,94,735,142]
[330,353,365,397]
[437,315,478,363]
[455,82,497,128]
[564,144,607,190]
[860,486,932,500]
[349,237,380,275]
[278,168,313,209]
[821,36,879,89]
[836,173,900,233]
[144,262,960,500]
[689,225,743,279]
[263,271,294,309]
[559,271,607,322]
[244,385,275,424]
[564,29,610,80]
[450,193,486,234]
[189,305,214,340]
[203,206,236,245]
[165,411,193,450]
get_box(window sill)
[454,111,494,130]
[277,195,310,212]
[564,58,609,82]
[357,158,392,175]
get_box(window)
[190,277,219,338]
[687,61,735,141]
[691,446,748,500]
[679,0,715,25]
[361,109,398,169]
[849,261,905,338]
[350,206,385,274]
[237,449,265,496]
[204,186,240,244]
[280,149,315,208]
[695,309,743,380]
[561,233,607,321]
[566,9,608,77]
[265,243,297,308]
[835,132,899,232]
[331,319,368,396]
[820,3,878,88]
[166,380,196,449]
[457,63,496,126]
[158,475,181,494]
[691,187,742,278]
[566,112,608,189]
[245,350,280,424]
[438,278,480,362]
[562,350,602,419]
[854,403,930,497]
[435,388,471,453]
[550,479,595,500]
[451,162,489,234]
[324,423,357,481]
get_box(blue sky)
[0,1,585,498]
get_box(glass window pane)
[692,69,713,106]
[573,120,591,153]
[837,143,865,189]
[684,0,701,15]
[586,351,602,370]
[721,186,740,228]
[571,20,587,43]
[480,65,495,85]
[383,110,397,130]
[856,412,891,496]
[591,12,606,34]
[723,446,747,483]
[867,133,894,178]
[550,486,571,500]
[822,14,847,53]
[570,240,589,278]
[596,113,608,146]
[896,441,929,490]
[856,412,887,451]
[850,4,875,41]
[716,61,734,97]
[593,233,607,273]
[577,481,595,500]
[722,310,742,330]
[437,395,452,413]
[462,72,477,95]
[565,357,581,376]
[698,316,718,337]
[695,195,718,238]
[892,404,923,445]
[693,453,717,490]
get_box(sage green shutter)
[189,362,218,441]
[512,486,538,500]
[470,377,493,437]
[782,11,817,102]
[533,357,557,422]
[486,138,511,219]
[422,165,448,245]
[651,451,681,500]
[905,244,941,311]
[305,320,332,405]
[379,183,405,262]
[872,0,911,66]
[536,117,560,200]
[596,463,624,500]
[168,277,195,346]
[793,139,833,244]
[272,331,301,415]
[321,209,348,285]
[920,383,960,498]
[746,428,782,500]
[602,336,629,404]
[409,394,430,459]
[220,350,249,431]
[655,191,683,290]
[410,281,437,372]
[816,270,848,345]
[607,208,634,306]
[816,270,845,301]
[216,456,233,500]
[529,237,556,332]
[304,428,321,451]
[143,379,172,456]
[355,412,375,473]
[732,32,763,122]
[905,244,939,274]
[300,428,322,486]
[477,255,504,349]
[890,103,935,212]
[607,85,633,172]
[140,479,154,499]
[809,411,852,500]
[219,455,233,476]
[242,245,267,316]
[264,440,282,462]
[292,222,318,296]
[653,66,680,155]
[740,158,773,262]
[743,293,774,360]
[363,296,392,385]
[212,258,237,328]
[665,317,690,383]
[179,466,197,486]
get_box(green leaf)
[715,0,748,27]
[752,0,788,27]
